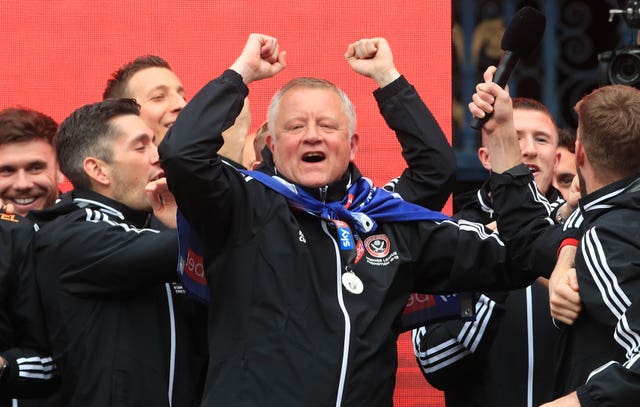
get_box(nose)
[150,144,160,164]
[170,92,187,112]
[520,135,537,158]
[13,170,34,190]
[303,124,322,143]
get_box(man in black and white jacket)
[159,33,564,407]
[0,211,57,407]
[30,99,207,407]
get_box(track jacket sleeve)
[375,76,455,211]
[410,165,561,293]
[575,224,640,407]
[40,216,179,296]
[1,216,57,398]
[159,70,256,249]
[412,292,507,388]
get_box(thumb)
[568,268,579,291]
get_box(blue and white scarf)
[176,170,470,329]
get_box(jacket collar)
[579,173,640,220]
[259,148,362,203]
[30,189,151,228]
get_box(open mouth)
[12,197,37,205]
[150,171,165,182]
[302,152,325,163]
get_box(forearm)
[0,348,58,398]
[159,70,248,239]
[375,76,455,210]
[414,293,506,388]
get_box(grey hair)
[267,77,356,139]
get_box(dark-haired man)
[0,107,62,217]
[31,98,206,406]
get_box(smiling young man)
[0,107,63,217]
[30,98,206,406]
[159,34,563,407]
[413,96,567,407]
[103,56,187,146]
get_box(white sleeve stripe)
[18,371,56,380]
[586,361,618,383]
[459,295,494,350]
[528,182,553,214]
[583,228,640,359]
[457,220,504,245]
[18,364,56,372]
[412,295,496,374]
[16,356,53,364]
[583,187,626,211]
[420,348,472,373]
[583,230,630,316]
[563,209,583,231]
[468,297,496,352]
[83,208,159,234]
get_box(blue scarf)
[239,169,451,232]
[176,170,471,330]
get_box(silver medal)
[342,272,364,294]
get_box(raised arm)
[346,38,456,210]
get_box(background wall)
[0,1,451,405]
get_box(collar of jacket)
[579,172,640,218]
[29,189,151,228]
[258,148,362,202]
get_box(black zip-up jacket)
[413,180,565,407]
[0,212,57,406]
[159,69,560,407]
[553,174,640,407]
[29,191,207,407]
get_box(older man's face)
[267,87,358,189]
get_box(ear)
[55,164,65,185]
[477,146,492,171]
[266,133,276,153]
[83,157,110,187]
[575,138,585,167]
[349,133,359,162]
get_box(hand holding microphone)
[470,6,547,130]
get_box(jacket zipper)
[321,220,350,407]
[165,284,176,406]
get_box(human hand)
[145,177,177,228]
[0,199,15,215]
[345,37,400,88]
[469,66,519,173]
[567,175,581,209]
[229,33,286,84]
[540,391,581,406]
[549,245,581,325]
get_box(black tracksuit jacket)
[159,69,561,407]
[29,191,207,407]
[0,213,57,406]
[554,174,640,407]
[413,180,567,407]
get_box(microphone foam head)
[501,6,546,56]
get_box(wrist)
[0,356,7,380]
[373,68,400,88]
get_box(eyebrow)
[128,133,152,147]
[145,84,185,97]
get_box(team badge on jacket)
[365,234,390,258]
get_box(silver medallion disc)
[342,272,364,294]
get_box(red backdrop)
[0,1,450,405]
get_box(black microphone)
[470,7,547,130]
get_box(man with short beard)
[30,99,206,406]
